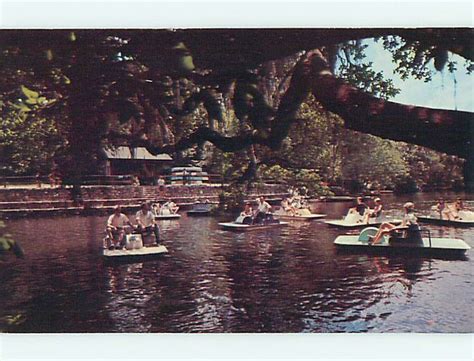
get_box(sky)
[364,40,473,112]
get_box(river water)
[1,192,473,333]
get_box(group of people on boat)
[346,196,383,224]
[433,198,472,221]
[280,193,309,216]
[105,203,161,249]
[151,200,179,216]
[237,196,275,225]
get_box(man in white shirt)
[254,196,272,224]
[135,203,160,244]
[106,206,131,248]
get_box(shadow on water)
[1,192,473,332]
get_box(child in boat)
[370,202,418,245]
[363,198,383,224]
[135,203,160,245]
[106,206,132,249]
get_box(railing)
[1,175,49,188]
[1,174,289,188]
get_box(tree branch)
[308,49,473,159]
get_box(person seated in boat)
[106,206,132,249]
[161,199,179,214]
[346,197,369,222]
[370,202,419,245]
[434,198,446,219]
[291,194,303,209]
[235,202,254,224]
[444,198,471,221]
[253,196,273,224]
[135,203,160,244]
[151,202,161,216]
[281,198,297,216]
[440,200,459,221]
[451,198,467,219]
[362,197,383,224]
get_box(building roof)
[103,147,172,161]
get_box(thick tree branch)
[121,53,315,155]
[309,50,473,159]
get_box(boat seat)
[358,227,379,242]
[389,226,426,244]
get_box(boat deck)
[102,245,169,258]
[334,234,470,256]
[218,221,289,232]
[418,216,474,227]
[325,218,401,228]
[274,213,326,221]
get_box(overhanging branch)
[309,50,473,159]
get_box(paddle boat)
[334,226,471,257]
[325,211,401,229]
[418,208,474,227]
[273,206,326,221]
[102,232,168,260]
[153,203,181,220]
[218,213,288,232]
[186,201,214,217]
[320,195,355,202]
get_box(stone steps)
[0,184,289,218]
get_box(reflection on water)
[1,193,473,333]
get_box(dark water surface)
[1,193,473,333]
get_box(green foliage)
[0,30,468,191]
[336,41,400,99]
[218,185,245,213]
[259,164,332,196]
[401,144,465,190]
[380,35,473,81]
[172,42,195,74]
[394,175,419,194]
[0,89,64,175]
[0,220,23,261]
[340,132,410,189]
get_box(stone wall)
[0,184,289,218]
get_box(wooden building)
[101,146,173,181]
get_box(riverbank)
[0,184,289,218]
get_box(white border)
[1,333,474,360]
[0,1,472,360]
[0,1,473,28]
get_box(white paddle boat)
[219,214,288,232]
[334,226,470,257]
[102,233,168,260]
[418,209,474,227]
[325,210,401,228]
[187,202,213,217]
[273,207,326,221]
[154,208,181,220]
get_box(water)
[1,193,473,333]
